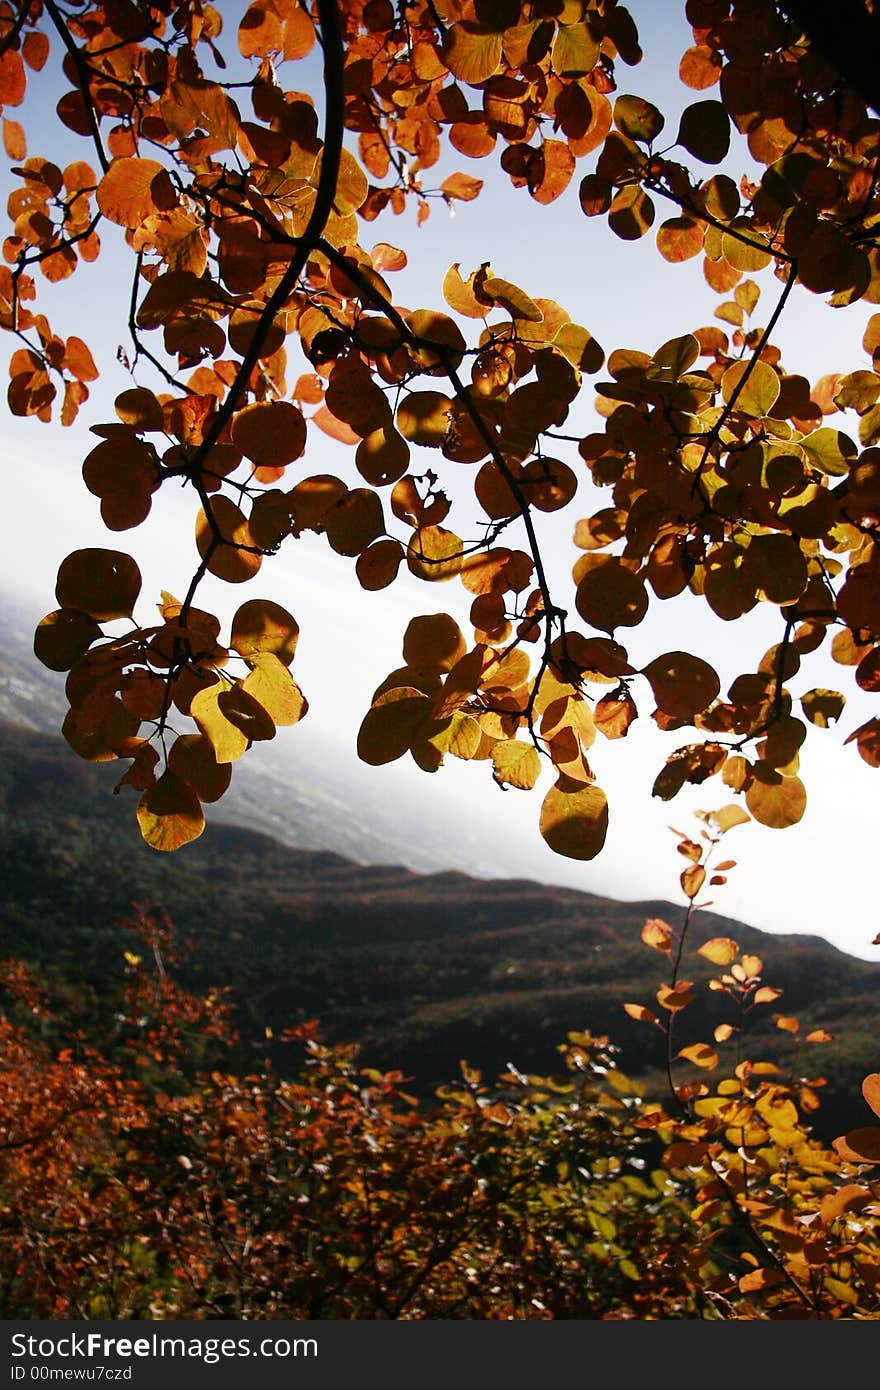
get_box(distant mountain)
[1,717,878,1141]
[0,594,535,879]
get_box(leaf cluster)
[0,0,876,866]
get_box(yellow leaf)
[446,711,482,760]
[357,686,431,766]
[190,684,249,763]
[698,937,739,966]
[711,803,751,834]
[136,770,205,852]
[242,653,308,727]
[539,777,608,860]
[681,864,706,900]
[480,275,543,322]
[656,981,695,1012]
[745,767,807,828]
[217,684,275,743]
[677,1043,718,1070]
[406,526,463,582]
[492,739,542,790]
[230,599,299,666]
[442,262,490,319]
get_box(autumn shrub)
[1,906,878,1320]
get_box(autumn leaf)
[492,739,542,790]
[136,771,205,852]
[539,778,608,860]
[54,549,141,621]
[97,158,174,228]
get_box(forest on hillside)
[3,0,880,1320]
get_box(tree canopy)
[3,0,880,859]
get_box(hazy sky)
[2,2,879,961]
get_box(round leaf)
[230,599,299,666]
[231,400,307,470]
[676,100,730,163]
[642,652,720,720]
[55,548,142,621]
[34,608,101,671]
[745,769,807,828]
[720,359,780,417]
[575,556,648,632]
[357,686,431,765]
[539,778,609,860]
[137,769,205,852]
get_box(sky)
[2,1,879,961]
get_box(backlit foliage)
[3,0,880,855]
[1,905,878,1319]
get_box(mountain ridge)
[1,717,878,1141]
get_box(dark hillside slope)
[1,720,877,1137]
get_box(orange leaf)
[3,117,25,160]
[738,1268,784,1293]
[833,1127,880,1163]
[34,609,101,671]
[440,172,483,202]
[642,651,720,721]
[774,1014,800,1034]
[642,918,673,952]
[231,401,307,471]
[863,1074,880,1120]
[624,1002,660,1026]
[677,1043,718,1070]
[820,1184,873,1226]
[97,157,174,229]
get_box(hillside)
[1,719,878,1139]
[0,597,531,880]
